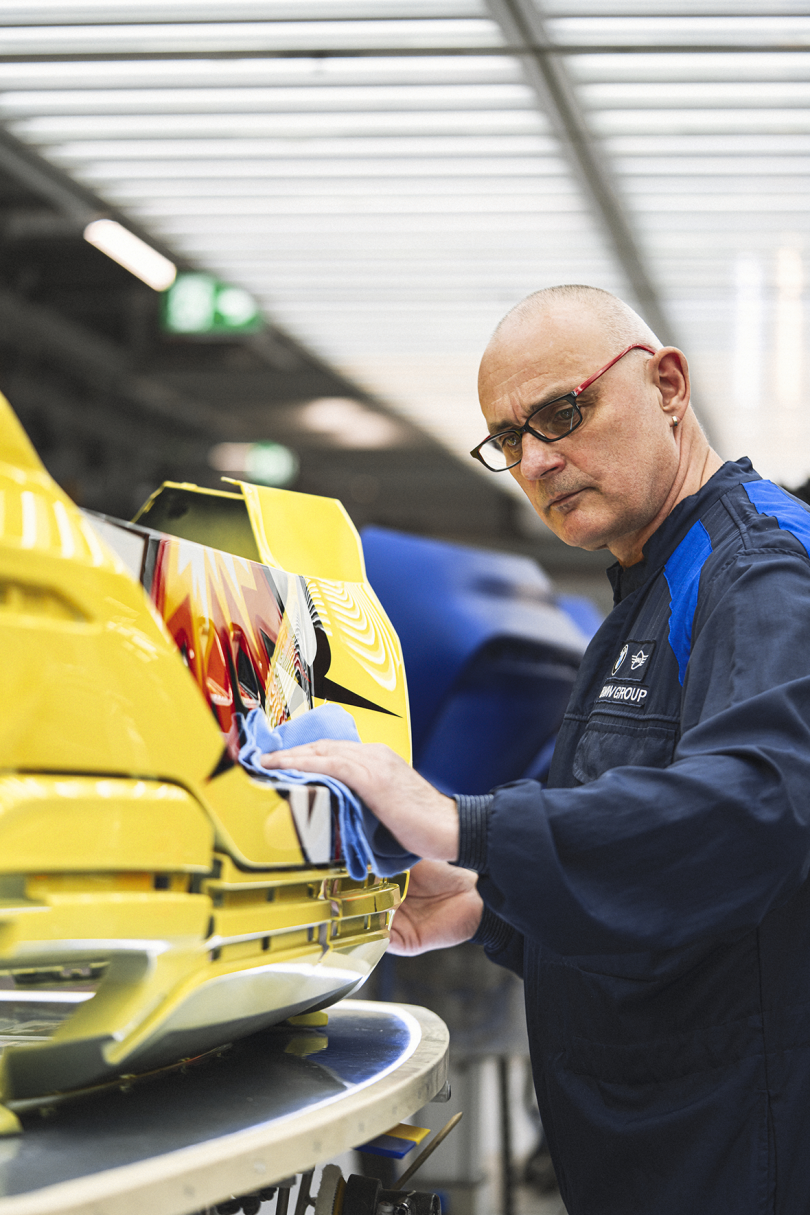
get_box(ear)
[652,348,690,421]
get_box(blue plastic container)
[361,528,594,795]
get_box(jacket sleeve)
[454,795,525,976]
[460,547,810,957]
[471,905,525,978]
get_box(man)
[263,286,810,1214]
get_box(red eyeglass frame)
[471,342,657,470]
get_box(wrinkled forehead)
[479,307,615,420]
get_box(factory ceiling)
[0,115,523,555]
[0,0,809,577]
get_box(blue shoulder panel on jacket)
[743,480,810,560]
[664,519,713,686]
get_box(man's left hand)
[389,860,483,955]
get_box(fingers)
[405,859,478,899]
[259,739,459,862]
[260,739,365,772]
[260,741,400,794]
[260,740,382,802]
[388,880,484,955]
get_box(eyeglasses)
[470,342,657,472]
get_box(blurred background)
[7,0,810,608]
[1,2,808,1211]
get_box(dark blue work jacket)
[457,459,810,1215]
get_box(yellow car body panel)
[0,391,410,1122]
[0,494,224,784]
[0,776,213,872]
[202,766,304,867]
[238,479,366,581]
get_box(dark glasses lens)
[474,396,582,471]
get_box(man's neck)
[613,437,724,568]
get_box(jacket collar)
[607,457,760,604]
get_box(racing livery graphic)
[0,392,409,1132]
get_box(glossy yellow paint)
[0,776,213,872]
[0,390,410,1117]
[0,459,224,786]
[238,478,411,757]
[237,479,366,582]
[135,481,262,563]
[0,884,210,950]
[202,766,304,867]
[310,579,411,755]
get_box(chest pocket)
[573,719,678,784]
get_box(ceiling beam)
[0,133,466,450]
[0,45,805,63]
[0,282,229,436]
[487,0,674,344]
[483,0,716,444]
[4,369,206,456]
[0,124,453,392]
[0,126,309,374]
[0,125,179,256]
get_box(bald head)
[479,286,663,430]
[488,285,662,359]
[476,284,721,565]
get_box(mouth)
[547,488,587,512]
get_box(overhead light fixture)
[209,441,299,488]
[298,398,405,449]
[83,218,176,291]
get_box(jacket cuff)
[471,904,514,954]
[453,793,494,872]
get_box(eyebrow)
[486,383,575,434]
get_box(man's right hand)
[389,859,483,956]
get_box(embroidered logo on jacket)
[608,638,656,683]
[611,644,628,676]
[598,683,648,704]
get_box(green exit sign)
[161,273,262,335]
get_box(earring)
[671,417,679,426]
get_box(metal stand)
[0,1001,449,1215]
[498,1057,514,1215]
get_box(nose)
[518,432,567,480]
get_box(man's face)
[477,307,681,558]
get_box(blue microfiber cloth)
[236,702,419,882]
